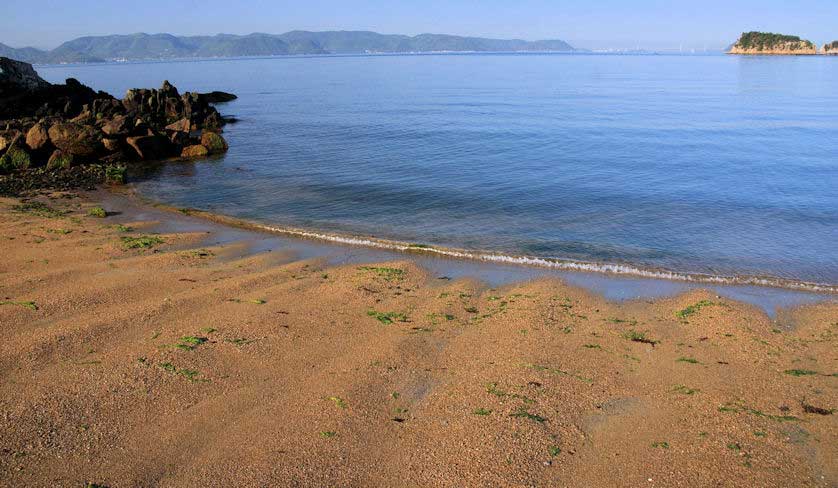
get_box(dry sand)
[0,192,836,487]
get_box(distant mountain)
[274,31,575,54]
[0,43,48,63]
[0,31,577,64]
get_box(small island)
[824,41,838,55]
[728,32,818,55]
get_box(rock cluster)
[0,57,236,177]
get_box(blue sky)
[3,0,838,50]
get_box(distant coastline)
[0,30,579,65]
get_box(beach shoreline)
[1,189,836,486]
[113,185,838,297]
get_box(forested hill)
[0,31,577,64]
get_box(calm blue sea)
[39,54,838,288]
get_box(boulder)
[0,145,31,172]
[25,123,50,151]
[201,131,228,154]
[126,135,173,160]
[102,115,131,136]
[48,122,102,157]
[47,149,74,170]
[181,145,209,159]
[165,118,191,133]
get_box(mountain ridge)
[0,31,577,64]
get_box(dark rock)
[0,57,50,94]
[1,58,113,120]
[126,135,173,160]
[169,130,190,148]
[160,80,179,98]
[202,111,222,129]
[48,122,103,158]
[131,118,150,136]
[202,91,238,103]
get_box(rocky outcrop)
[121,81,226,130]
[0,58,233,182]
[824,42,838,55]
[0,57,50,93]
[728,32,818,55]
[1,57,112,120]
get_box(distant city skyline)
[3,0,837,51]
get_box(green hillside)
[0,31,576,64]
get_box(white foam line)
[252,223,838,294]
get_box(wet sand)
[0,191,836,487]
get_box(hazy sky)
[3,0,837,50]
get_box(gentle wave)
[181,207,837,294]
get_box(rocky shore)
[0,57,236,195]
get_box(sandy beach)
[0,191,836,487]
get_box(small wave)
[246,222,838,294]
[131,193,837,295]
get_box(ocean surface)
[40,54,838,290]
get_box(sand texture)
[1,193,836,487]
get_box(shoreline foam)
[124,189,838,295]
